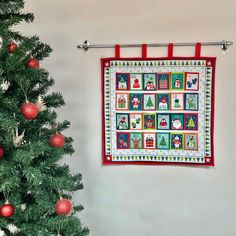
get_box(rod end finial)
[221,40,233,54]
[77,40,90,52]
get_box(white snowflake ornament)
[0,37,2,49]
[13,124,25,148]
[0,80,10,93]
[41,122,51,130]
[21,203,27,211]
[0,229,6,236]
[36,95,47,112]
[25,51,31,57]
[7,224,20,234]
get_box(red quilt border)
[101,56,216,167]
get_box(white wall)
[18,1,236,235]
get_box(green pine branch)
[0,0,89,235]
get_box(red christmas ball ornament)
[8,42,17,53]
[49,133,65,148]
[55,198,72,216]
[26,58,40,69]
[20,102,39,120]
[0,146,4,159]
[0,203,15,218]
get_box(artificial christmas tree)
[0,1,89,235]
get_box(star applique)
[207,61,212,66]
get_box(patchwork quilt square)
[116,93,129,110]
[129,93,142,111]
[157,133,170,150]
[116,73,130,90]
[102,57,216,166]
[143,133,156,149]
[157,114,170,130]
[130,113,142,130]
[171,93,184,110]
[157,73,170,90]
[143,94,156,110]
[143,114,156,130]
[157,93,170,110]
[171,114,184,130]
[130,73,143,90]
[143,73,157,90]
[130,133,143,149]
[171,72,185,90]
[185,72,199,91]
[116,113,129,130]
[185,93,199,111]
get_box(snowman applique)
[187,136,195,149]
[174,77,181,88]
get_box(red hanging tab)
[195,42,201,57]
[115,44,120,58]
[168,43,174,58]
[142,44,147,58]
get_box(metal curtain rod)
[77,40,233,53]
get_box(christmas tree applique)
[187,117,196,129]
[159,136,167,147]
[146,97,154,109]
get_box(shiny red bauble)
[49,134,65,148]
[0,203,15,218]
[26,58,40,69]
[8,42,17,53]
[55,198,72,216]
[0,146,4,159]
[20,102,39,120]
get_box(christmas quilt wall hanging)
[101,43,216,166]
